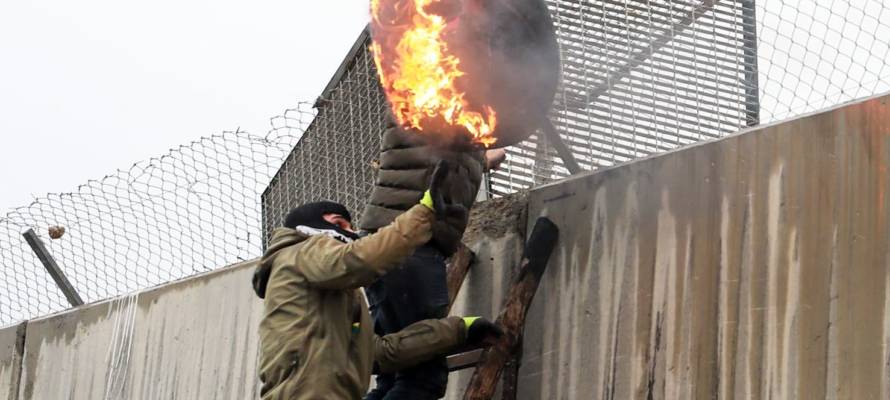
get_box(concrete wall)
[0,323,25,400]
[4,94,890,399]
[15,261,263,400]
[519,93,890,399]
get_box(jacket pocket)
[284,352,301,380]
[262,352,301,397]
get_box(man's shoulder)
[381,125,427,151]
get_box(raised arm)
[294,160,460,289]
[294,204,434,289]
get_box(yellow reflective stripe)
[420,190,434,210]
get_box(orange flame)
[371,0,497,147]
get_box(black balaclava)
[253,201,359,299]
[283,201,360,242]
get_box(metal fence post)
[22,229,84,307]
[742,0,761,126]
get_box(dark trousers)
[364,244,450,400]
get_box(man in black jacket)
[360,121,505,400]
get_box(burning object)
[370,0,560,148]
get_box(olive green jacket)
[360,123,485,256]
[258,205,467,400]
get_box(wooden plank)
[463,217,559,400]
[446,349,484,372]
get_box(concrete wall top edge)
[23,259,258,326]
[19,257,264,400]
[531,90,890,196]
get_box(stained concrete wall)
[519,93,890,399]
[4,94,890,399]
[0,323,25,400]
[16,261,263,400]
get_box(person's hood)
[252,228,310,299]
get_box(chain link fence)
[5,0,890,326]
[0,119,311,326]
[758,1,890,121]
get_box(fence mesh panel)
[262,44,389,242]
[5,0,890,326]
[492,0,758,194]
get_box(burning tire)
[371,0,561,148]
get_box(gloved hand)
[419,160,468,218]
[462,316,504,347]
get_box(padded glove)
[420,160,469,219]
[462,316,504,347]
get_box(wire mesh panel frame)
[261,32,390,245]
[263,0,758,219]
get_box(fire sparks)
[370,0,498,147]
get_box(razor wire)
[0,110,314,326]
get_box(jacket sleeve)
[293,204,435,289]
[374,316,467,374]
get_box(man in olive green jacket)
[254,164,500,400]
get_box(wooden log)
[500,337,523,400]
[447,349,484,372]
[463,217,559,400]
[446,243,475,312]
[442,244,480,372]
[443,243,480,371]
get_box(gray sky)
[0,0,369,212]
[3,0,889,215]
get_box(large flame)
[371,0,498,147]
